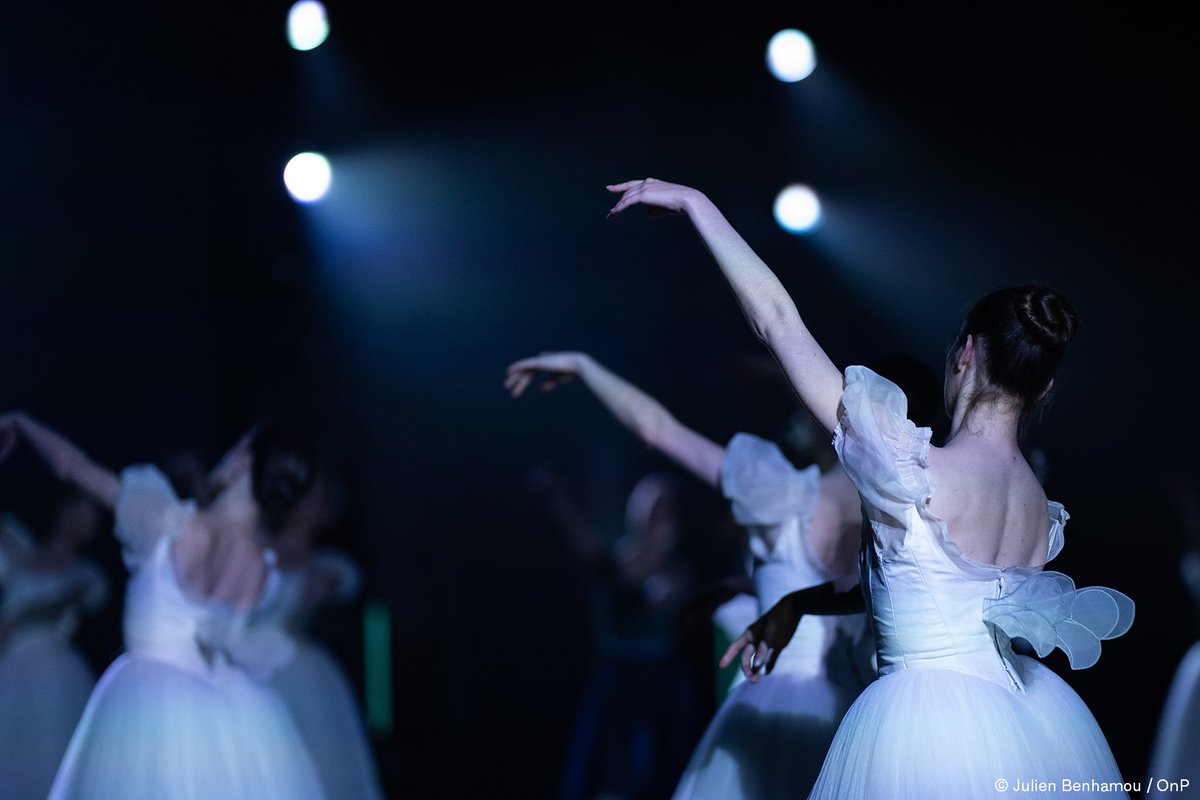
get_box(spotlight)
[766,29,816,82]
[288,1,329,51]
[284,152,332,203]
[773,184,823,234]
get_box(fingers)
[606,179,652,193]
[504,357,552,397]
[718,631,750,669]
[505,357,542,374]
[751,641,773,682]
[734,640,773,683]
[606,193,638,219]
[504,366,574,398]
[605,178,657,219]
[765,643,781,675]
[718,628,775,683]
[506,372,533,398]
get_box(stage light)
[288,1,329,51]
[284,152,332,203]
[774,184,823,234]
[766,29,816,82]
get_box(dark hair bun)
[250,423,318,531]
[1016,287,1078,352]
[961,284,1079,428]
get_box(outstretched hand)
[718,593,804,682]
[504,352,586,398]
[605,178,701,220]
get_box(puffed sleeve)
[113,464,192,568]
[719,433,820,560]
[832,365,933,520]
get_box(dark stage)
[1,3,1194,798]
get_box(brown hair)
[954,285,1079,431]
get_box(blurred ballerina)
[249,468,385,800]
[524,456,703,800]
[0,491,108,800]
[0,411,329,800]
[507,350,937,798]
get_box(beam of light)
[774,184,823,233]
[283,152,332,203]
[287,1,329,51]
[766,29,816,82]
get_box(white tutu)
[672,434,873,800]
[813,658,1127,799]
[270,638,384,800]
[49,652,324,800]
[47,465,326,800]
[672,629,867,799]
[0,626,98,800]
[249,549,384,800]
[0,519,108,800]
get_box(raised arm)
[607,179,844,434]
[0,412,120,508]
[505,351,725,487]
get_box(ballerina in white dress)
[506,350,936,799]
[0,413,329,800]
[249,471,385,800]
[0,494,108,800]
[607,177,1135,799]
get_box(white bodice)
[116,465,291,681]
[835,366,1133,693]
[721,433,856,677]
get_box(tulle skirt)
[47,653,327,800]
[0,628,97,800]
[671,617,870,800]
[809,657,1131,800]
[670,670,856,800]
[270,638,384,800]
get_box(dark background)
[1,3,1194,798]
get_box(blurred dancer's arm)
[0,412,120,507]
[525,463,609,568]
[505,351,725,487]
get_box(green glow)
[363,599,393,736]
